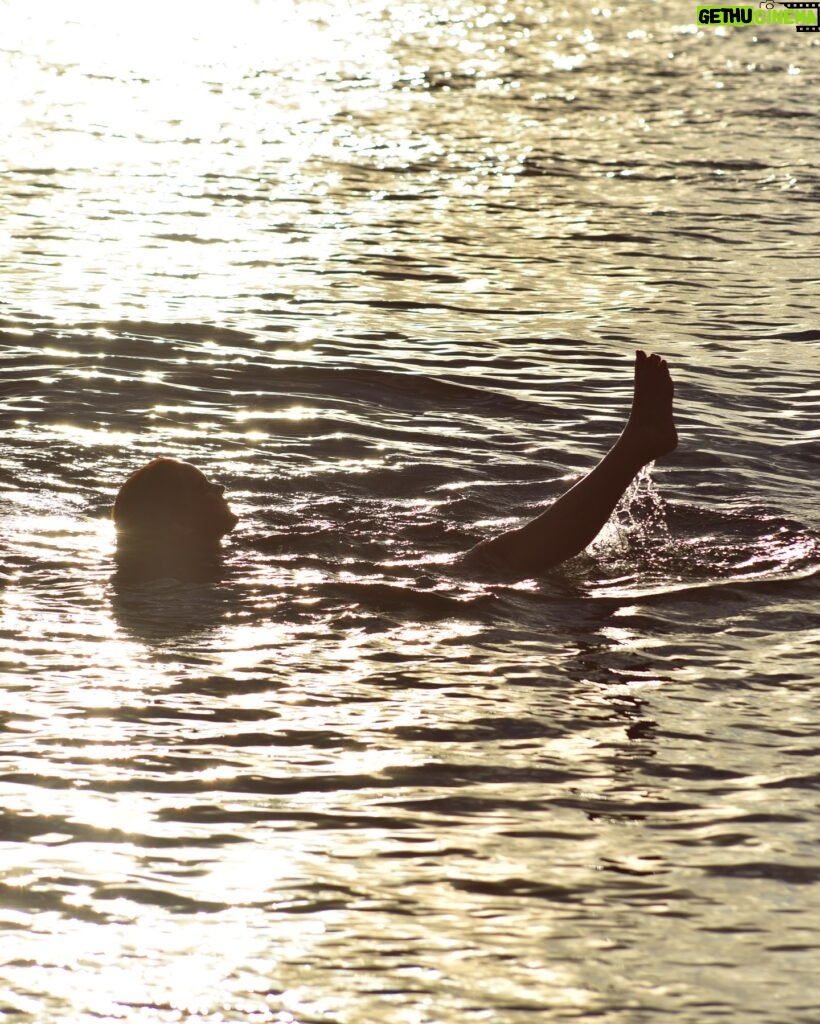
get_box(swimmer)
[112,457,238,581]
[463,349,677,577]
[112,350,676,581]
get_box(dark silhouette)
[112,351,677,582]
[112,458,238,582]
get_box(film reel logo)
[782,2,820,31]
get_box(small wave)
[577,471,820,600]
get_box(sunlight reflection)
[4,2,819,1021]
[599,625,657,650]
[235,406,320,423]
[42,347,81,359]
[1,912,287,1020]
[2,0,387,82]
[48,423,138,447]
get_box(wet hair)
[112,458,237,583]
[115,459,179,530]
[113,458,205,540]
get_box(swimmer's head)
[113,458,238,555]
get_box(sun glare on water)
[3,0,386,80]
[1,0,404,323]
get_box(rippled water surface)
[2,2,819,1021]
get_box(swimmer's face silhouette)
[113,458,238,553]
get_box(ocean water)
[1,1,819,1021]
